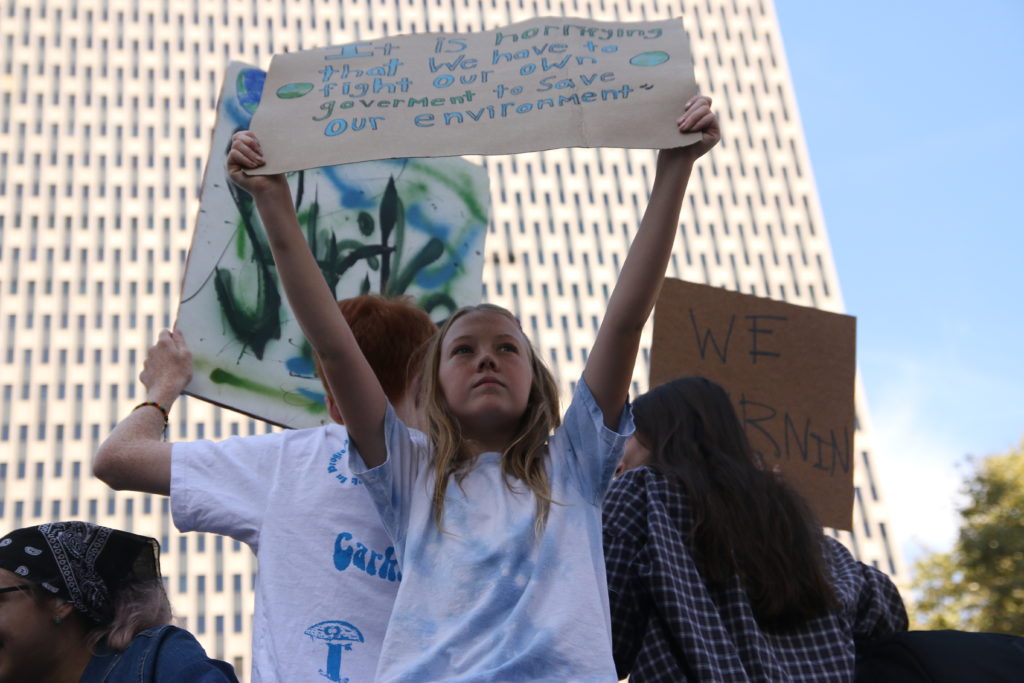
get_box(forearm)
[94,401,174,494]
[606,153,692,333]
[252,185,388,466]
[584,152,694,422]
[252,185,350,350]
[95,327,194,493]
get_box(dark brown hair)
[633,376,837,629]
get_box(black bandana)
[0,522,160,623]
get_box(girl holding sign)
[227,95,717,680]
[604,376,908,681]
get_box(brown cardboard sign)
[250,17,700,173]
[650,279,856,530]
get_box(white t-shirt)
[172,424,406,683]
[351,380,632,682]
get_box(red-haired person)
[93,296,436,683]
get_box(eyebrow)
[446,333,521,346]
[0,585,31,595]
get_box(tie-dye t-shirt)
[352,379,633,682]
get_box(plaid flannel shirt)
[603,467,908,682]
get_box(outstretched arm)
[93,329,191,494]
[227,133,389,468]
[583,96,720,428]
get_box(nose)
[477,351,497,370]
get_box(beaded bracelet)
[133,401,170,430]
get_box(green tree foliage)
[912,440,1024,633]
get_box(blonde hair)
[420,304,561,533]
[31,576,172,652]
[87,578,173,651]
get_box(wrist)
[252,178,292,204]
[658,147,699,166]
[132,401,170,432]
[145,387,182,408]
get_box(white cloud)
[859,334,1023,574]
[861,354,967,567]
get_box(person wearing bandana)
[0,521,238,682]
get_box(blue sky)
[772,0,1024,567]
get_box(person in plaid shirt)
[603,376,908,682]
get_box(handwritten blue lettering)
[324,116,386,136]
[536,72,615,91]
[323,41,397,59]
[433,37,468,54]
[322,76,413,99]
[494,25,661,45]
[430,85,635,128]
[428,54,478,71]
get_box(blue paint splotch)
[321,158,412,210]
[296,387,326,406]
[414,239,477,290]
[629,51,670,67]
[287,355,318,378]
[404,203,453,243]
[235,69,266,116]
[277,82,314,99]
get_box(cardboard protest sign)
[176,62,489,428]
[650,279,856,530]
[249,17,699,173]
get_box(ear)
[325,393,344,425]
[53,599,75,620]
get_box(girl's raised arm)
[227,132,389,468]
[583,96,720,428]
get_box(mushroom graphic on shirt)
[305,620,364,682]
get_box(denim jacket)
[79,625,239,683]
